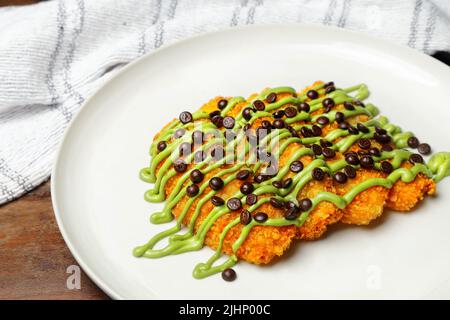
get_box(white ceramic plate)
[52,25,450,300]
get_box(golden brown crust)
[154,82,436,265]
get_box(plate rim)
[50,23,450,300]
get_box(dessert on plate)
[133,81,450,281]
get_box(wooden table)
[0,181,108,299]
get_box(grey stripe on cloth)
[423,3,438,53]
[337,0,351,28]
[138,0,163,54]
[231,0,249,27]
[246,0,263,25]
[1,0,450,205]
[46,0,66,106]
[408,0,424,48]
[60,0,86,123]
[323,0,337,25]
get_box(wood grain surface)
[0,181,109,300]
[0,0,38,6]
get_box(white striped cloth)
[1,0,449,204]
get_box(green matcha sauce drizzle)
[134,82,450,279]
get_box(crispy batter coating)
[154,82,436,265]
[387,172,435,211]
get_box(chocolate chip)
[311,144,323,156]
[312,167,325,181]
[211,196,225,206]
[356,123,369,133]
[285,106,298,118]
[360,155,375,168]
[253,100,265,111]
[335,112,345,124]
[246,194,257,205]
[358,150,369,157]
[345,154,360,165]
[190,169,204,183]
[343,165,356,178]
[272,180,283,188]
[186,184,199,197]
[179,111,193,124]
[222,268,236,282]
[407,136,420,148]
[287,125,299,137]
[348,125,359,135]
[209,177,224,190]
[283,201,296,210]
[380,161,393,174]
[317,116,330,126]
[157,141,167,152]
[354,100,365,107]
[237,170,251,181]
[209,110,221,119]
[223,116,235,129]
[333,172,348,184]
[211,115,224,128]
[418,143,431,155]
[218,99,228,110]
[270,197,285,209]
[299,198,313,211]
[409,153,424,164]
[254,212,268,223]
[311,125,322,136]
[345,150,358,157]
[344,101,355,110]
[381,144,394,152]
[240,210,252,225]
[272,119,285,129]
[375,126,387,135]
[320,139,333,147]
[358,138,371,150]
[307,90,319,99]
[266,92,277,103]
[290,160,304,173]
[322,98,335,109]
[174,128,186,139]
[374,133,391,144]
[282,178,293,189]
[227,198,242,211]
[298,102,310,113]
[273,110,285,118]
[253,174,265,183]
[240,182,254,195]
[242,107,253,121]
[322,147,336,159]
[174,159,187,173]
[369,147,381,157]
[324,81,335,87]
[325,86,336,94]
[338,121,349,130]
[284,206,300,220]
[243,124,251,132]
[300,126,313,138]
